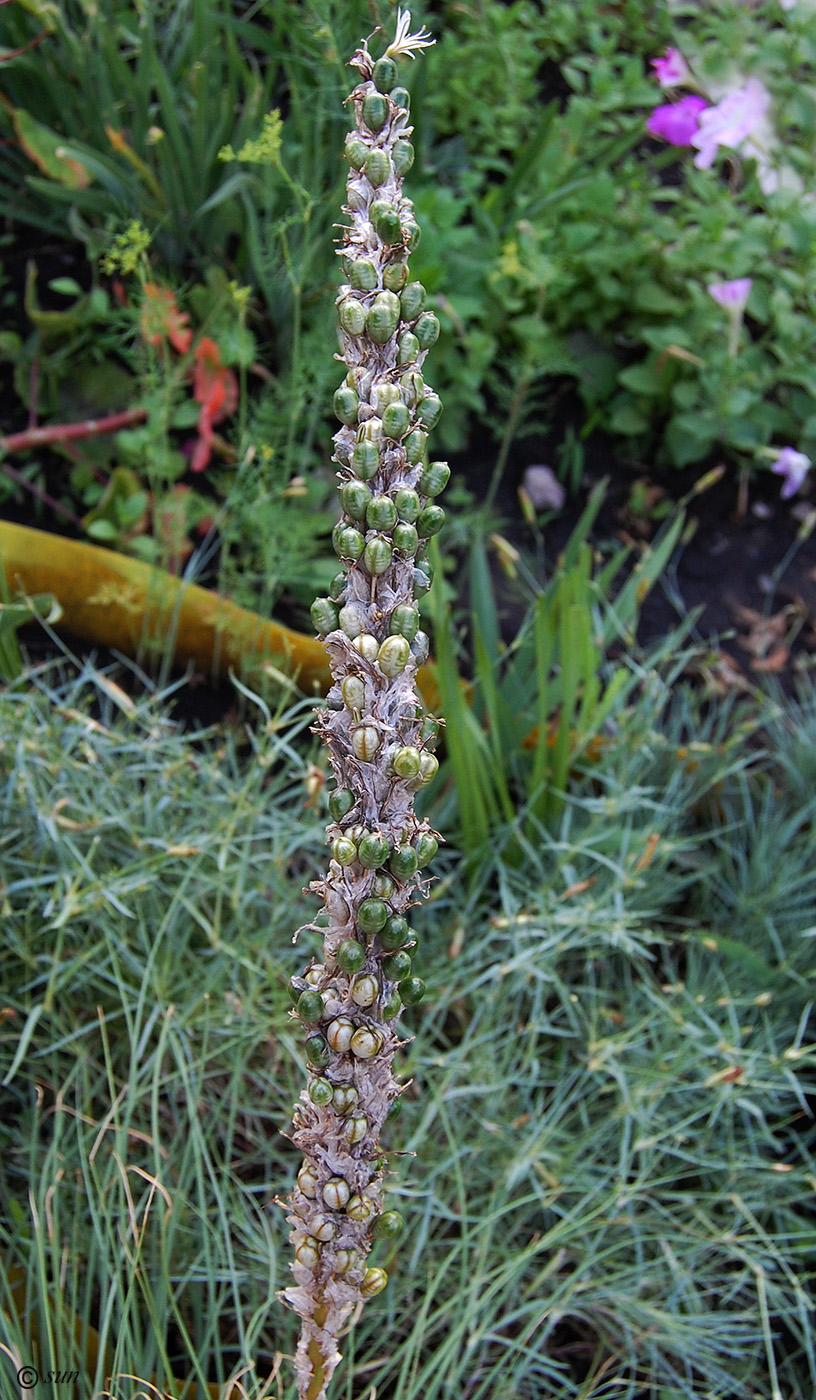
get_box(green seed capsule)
[362,92,388,133]
[323,1176,351,1211]
[297,990,325,1023]
[333,386,360,425]
[297,1161,319,1198]
[383,261,409,292]
[295,1236,320,1269]
[306,1034,330,1068]
[338,297,367,336]
[371,380,401,414]
[352,440,380,480]
[382,401,410,440]
[402,219,421,251]
[339,601,367,639]
[364,536,393,576]
[352,725,381,762]
[418,751,439,784]
[373,1209,405,1240]
[340,479,371,521]
[358,898,388,935]
[397,332,420,365]
[380,914,410,950]
[326,1017,355,1053]
[352,633,380,662]
[412,566,432,597]
[390,604,420,641]
[411,630,431,665]
[309,1077,335,1107]
[392,746,422,779]
[365,148,391,187]
[382,989,402,1019]
[335,1247,359,1274]
[400,282,426,321]
[348,258,378,291]
[347,1193,376,1223]
[367,290,401,344]
[371,202,402,244]
[328,571,347,602]
[366,494,398,531]
[358,830,390,868]
[404,428,427,465]
[400,369,424,405]
[344,133,369,169]
[341,675,366,712]
[361,1267,388,1298]
[331,836,357,867]
[351,973,379,1007]
[378,635,411,677]
[389,845,419,881]
[400,976,426,1006]
[333,523,365,560]
[384,949,412,981]
[336,940,366,975]
[372,55,398,93]
[393,522,419,554]
[394,489,420,523]
[304,965,324,987]
[417,393,443,430]
[344,1113,368,1144]
[333,1084,359,1115]
[351,1026,383,1060]
[420,460,450,496]
[392,139,414,175]
[414,312,440,349]
[414,833,438,869]
[328,787,355,822]
[417,504,445,537]
[310,597,339,635]
[390,85,410,110]
[371,871,397,899]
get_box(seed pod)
[332,523,365,560]
[383,949,412,981]
[350,1026,383,1059]
[365,148,391,187]
[310,1213,337,1242]
[367,290,401,344]
[383,261,409,292]
[414,831,439,867]
[373,55,398,92]
[305,1034,330,1068]
[308,1077,335,1107]
[310,597,339,635]
[371,871,397,900]
[330,836,357,867]
[402,219,421,251]
[417,393,443,430]
[366,494,398,530]
[297,990,325,1024]
[363,536,393,576]
[358,897,388,935]
[333,1084,359,1115]
[414,312,440,349]
[420,460,450,496]
[338,600,367,638]
[288,977,302,1005]
[404,428,428,465]
[400,282,426,321]
[304,965,325,987]
[328,787,355,823]
[389,844,419,882]
[352,440,380,480]
[358,416,383,444]
[344,133,368,169]
[326,1017,355,1053]
[338,297,367,336]
[352,725,381,762]
[378,635,411,677]
[362,92,388,133]
[348,258,378,291]
[410,629,430,665]
[417,504,445,537]
[340,479,371,520]
[392,746,422,779]
[347,1193,376,1223]
[297,1161,319,1198]
[390,604,420,640]
[358,829,389,868]
[390,85,410,110]
[382,401,410,439]
[397,331,420,366]
[336,939,366,975]
[412,565,433,597]
[341,675,366,713]
[382,990,402,1019]
[371,380,400,414]
[394,489,420,523]
[295,1237,320,1269]
[333,385,360,425]
[344,1113,368,1144]
[361,1267,388,1298]
[400,976,426,1006]
[418,751,439,784]
[371,201,402,244]
[400,369,424,405]
[323,1176,351,1211]
[373,1209,405,1240]
[351,974,379,1007]
[335,1248,359,1274]
[392,139,414,176]
[352,633,380,662]
[380,914,410,950]
[328,571,347,601]
[393,522,419,554]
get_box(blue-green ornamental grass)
[281,12,443,1398]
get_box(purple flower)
[691,78,771,169]
[646,95,708,147]
[707,279,753,313]
[771,447,811,499]
[652,48,691,88]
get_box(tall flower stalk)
[280,13,446,1399]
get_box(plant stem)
[0,407,148,456]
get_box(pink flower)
[691,78,771,169]
[771,447,811,499]
[646,95,708,147]
[652,48,691,88]
[707,279,752,312]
